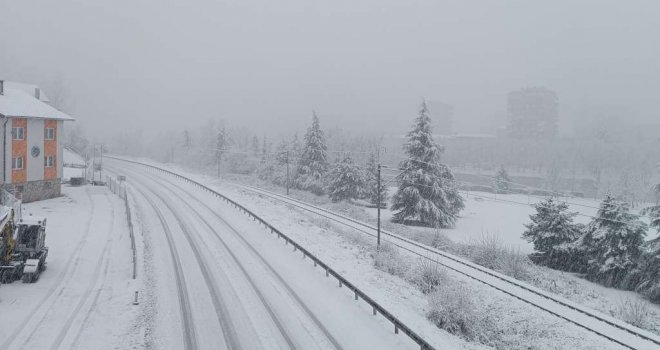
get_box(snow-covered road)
[108,159,417,350]
[0,185,136,350]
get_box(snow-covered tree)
[261,135,268,164]
[251,135,260,156]
[327,155,366,202]
[494,166,511,193]
[182,129,192,151]
[522,198,582,269]
[640,183,660,233]
[391,102,464,227]
[258,139,289,185]
[365,152,388,207]
[295,113,329,195]
[635,238,660,301]
[215,127,227,165]
[576,195,647,287]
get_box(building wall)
[11,118,27,183]
[26,118,44,182]
[57,120,63,179]
[1,117,64,203]
[44,119,57,180]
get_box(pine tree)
[640,183,660,233]
[366,152,388,207]
[261,135,268,164]
[577,195,647,287]
[635,238,660,301]
[391,102,464,227]
[215,127,227,165]
[522,198,582,269]
[494,166,511,193]
[327,155,365,202]
[295,112,328,195]
[251,135,260,156]
[182,129,192,150]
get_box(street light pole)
[377,163,381,248]
[286,150,290,195]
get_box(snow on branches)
[391,102,464,228]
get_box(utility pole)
[377,163,381,248]
[286,150,290,195]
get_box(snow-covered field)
[0,185,137,350]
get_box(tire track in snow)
[1,187,97,350]
[131,186,200,350]
[48,192,116,350]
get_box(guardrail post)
[355,291,358,300]
[395,325,399,334]
[373,307,377,316]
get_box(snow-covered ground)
[0,185,137,350]
[106,159,428,350]
[108,157,660,349]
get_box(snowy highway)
[107,159,418,350]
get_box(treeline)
[523,191,660,301]
[256,103,465,228]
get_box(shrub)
[373,244,408,277]
[426,282,479,339]
[611,298,650,329]
[413,258,447,294]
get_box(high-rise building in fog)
[506,87,558,138]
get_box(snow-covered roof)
[0,81,74,121]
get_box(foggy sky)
[1,0,659,140]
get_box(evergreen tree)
[494,166,511,193]
[215,127,227,165]
[251,135,260,156]
[391,102,464,227]
[182,129,192,150]
[577,195,647,287]
[366,152,388,207]
[261,135,268,164]
[522,198,582,269]
[635,238,660,301]
[327,155,366,202]
[295,113,328,195]
[640,183,660,233]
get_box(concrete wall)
[3,179,61,203]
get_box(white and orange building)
[0,80,74,202]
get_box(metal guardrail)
[106,175,137,280]
[107,156,436,350]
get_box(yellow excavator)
[0,209,48,284]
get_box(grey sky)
[1,0,659,139]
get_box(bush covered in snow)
[426,282,480,339]
[372,243,409,277]
[326,155,366,202]
[574,195,647,288]
[522,198,582,269]
[412,258,447,294]
[611,298,650,329]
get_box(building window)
[45,155,55,168]
[11,127,25,140]
[45,128,55,140]
[12,157,24,170]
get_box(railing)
[107,156,436,350]
[106,175,137,280]
[1,188,22,221]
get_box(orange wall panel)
[44,119,57,180]
[11,118,27,184]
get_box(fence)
[106,175,137,279]
[1,189,22,221]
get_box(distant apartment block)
[506,87,558,138]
